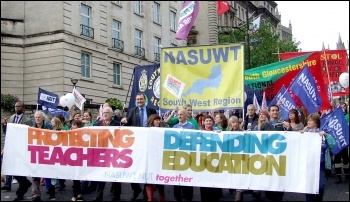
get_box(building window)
[81,52,91,78]
[153,2,161,24]
[154,37,161,61]
[85,98,93,104]
[135,29,143,56]
[112,20,121,40]
[81,4,90,27]
[224,13,228,25]
[80,4,94,38]
[237,6,240,19]
[243,8,246,20]
[134,1,141,14]
[112,20,123,50]
[170,11,176,31]
[113,63,121,86]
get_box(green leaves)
[1,94,19,111]
[105,98,124,111]
[219,18,300,70]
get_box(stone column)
[207,1,218,45]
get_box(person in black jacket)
[260,105,291,201]
[121,93,157,201]
[241,104,259,130]
[92,106,122,201]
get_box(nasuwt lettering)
[163,46,241,65]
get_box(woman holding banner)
[145,114,166,201]
[300,113,335,201]
[250,110,271,200]
[214,113,228,131]
[252,110,271,131]
[200,115,223,201]
[70,120,84,201]
[82,111,94,127]
[227,116,244,201]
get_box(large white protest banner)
[2,124,321,194]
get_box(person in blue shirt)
[173,109,195,129]
[172,109,194,201]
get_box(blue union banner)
[128,64,160,113]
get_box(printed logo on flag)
[289,65,322,113]
[269,85,298,120]
[321,107,349,155]
[37,88,59,109]
[72,88,86,110]
[39,93,57,104]
[163,74,186,99]
[139,70,148,92]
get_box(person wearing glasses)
[92,106,122,201]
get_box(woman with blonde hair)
[51,117,63,131]
[227,115,244,201]
[253,109,272,131]
[227,116,242,131]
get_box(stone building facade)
[1,1,186,107]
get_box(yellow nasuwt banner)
[160,44,244,111]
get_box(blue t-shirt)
[173,121,195,129]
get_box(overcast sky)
[275,1,349,52]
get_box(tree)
[218,18,300,70]
[105,98,124,111]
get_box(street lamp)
[71,78,78,88]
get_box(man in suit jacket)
[121,93,157,201]
[92,106,122,201]
[31,111,54,201]
[1,101,33,201]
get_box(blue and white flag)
[269,85,298,120]
[321,106,349,155]
[37,88,59,109]
[289,65,322,113]
[42,106,70,119]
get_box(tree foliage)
[105,98,124,111]
[1,94,19,111]
[219,18,300,70]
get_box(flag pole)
[322,42,332,101]
[124,68,135,116]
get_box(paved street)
[1,175,349,201]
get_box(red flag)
[216,1,230,15]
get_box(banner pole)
[322,42,332,101]
[124,68,135,115]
